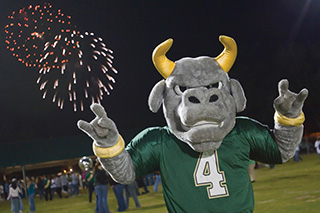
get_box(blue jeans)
[28,193,36,212]
[145,174,154,186]
[11,197,20,213]
[94,184,109,213]
[112,184,126,212]
[125,182,141,208]
[70,184,79,196]
[154,175,161,192]
[38,188,44,200]
[11,197,23,212]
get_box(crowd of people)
[0,171,82,213]
[0,162,162,213]
[84,161,161,213]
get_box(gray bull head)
[148,36,247,152]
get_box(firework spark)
[5,3,117,112]
[4,3,74,68]
[36,30,117,111]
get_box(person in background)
[17,179,24,212]
[0,181,4,201]
[4,180,9,200]
[7,178,21,213]
[68,173,73,196]
[50,176,56,199]
[125,181,141,209]
[85,169,95,203]
[145,173,154,186]
[314,136,320,160]
[153,171,161,192]
[136,177,149,194]
[36,177,44,200]
[26,176,36,212]
[60,173,69,197]
[78,172,83,190]
[43,175,52,201]
[82,170,87,190]
[94,162,110,213]
[109,178,126,212]
[294,145,302,162]
[54,175,62,199]
[70,172,79,197]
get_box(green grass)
[253,153,320,213]
[0,153,319,212]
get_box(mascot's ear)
[230,79,247,113]
[148,80,166,113]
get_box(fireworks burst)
[4,3,117,111]
[36,30,117,112]
[4,3,74,67]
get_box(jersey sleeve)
[237,117,283,164]
[125,127,163,179]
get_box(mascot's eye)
[206,82,222,89]
[180,86,187,92]
[174,85,188,95]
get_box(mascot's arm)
[77,104,135,184]
[273,79,308,162]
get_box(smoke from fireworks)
[4,3,117,111]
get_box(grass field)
[0,153,319,212]
[253,153,320,213]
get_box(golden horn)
[152,38,176,79]
[215,35,237,73]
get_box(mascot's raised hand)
[273,79,308,162]
[274,79,308,119]
[77,104,136,184]
[77,104,119,148]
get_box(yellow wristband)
[274,111,305,127]
[92,135,125,158]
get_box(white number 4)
[194,151,229,199]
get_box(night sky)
[1,0,320,144]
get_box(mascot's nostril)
[188,96,201,104]
[209,95,219,102]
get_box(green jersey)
[43,178,51,189]
[85,172,95,185]
[126,117,282,213]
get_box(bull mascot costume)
[78,36,308,212]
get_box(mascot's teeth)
[191,121,221,127]
[219,121,224,127]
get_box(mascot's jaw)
[192,141,222,152]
